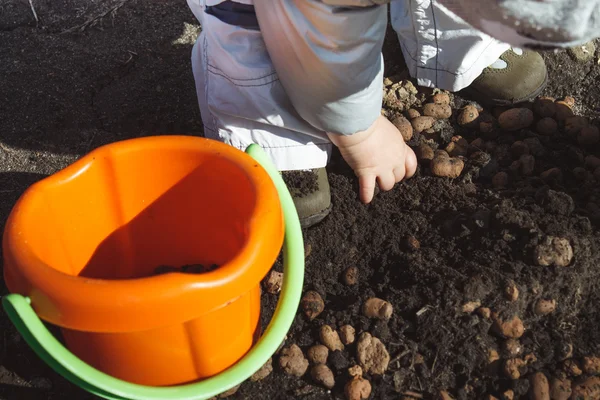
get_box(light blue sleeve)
[254,0,387,136]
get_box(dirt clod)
[535,299,557,315]
[432,92,450,105]
[504,358,527,379]
[536,117,559,135]
[362,298,394,320]
[534,236,573,267]
[492,314,525,339]
[412,116,436,134]
[555,101,574,121]
[550,377,572,400]
[571,376,600,399]
[343,267,359,286]
[311,364,335,389]
[530,372,550,400]
[458,105,479,128]
[498,108,534,131]
[415,143,435,164]
[533,96,556,118]
[356,332,390,375]
[307,345,329,365]
[578,126,600,146]
[406,108,421,119]
[345,376,372,400]
[519,154,536,176]
[478,307,492,319]
[348,365,363,377]
[503,339,523,357]
[339,325,356,345]
[320,325,344,352]
[265,270,283,294]
[565,116,589,136]
[461,301,481,313]
[446,136,469,157]
[250,358,273,382]
[563,359,583,377]
[430,152,465,178]
[423,103,452,120]
[582,356,600,375]
[505,282,519,302]
[301,291,325,320]
[279,344,309,377]
[392,115,414,141]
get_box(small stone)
[498,108,534,131]
[492,313,525,338]
[415,143,435,164]
[519,154,535,176]
[555,101,574,122]
[320,325,344,352]
[488,349,500,364]
[533,96,556,118]
[423,103,452,119]
[458,105,480,128]
[311,364,335,389]
[362,298,393,320]
[279,344,309,377]
[339,325,356,345]
[412,116,436,134]
[504,339,523,357]
[563,359,583,377]
[504,358,526,379]
[536,117,559,135]
[406,108,421,119]
[345,376,372,400]
[502,389,515,400]
[534,299,557,315]
[307,345,329,365]
[550,377,572,400]
[430,154,465,178]
[446,136,469,157]
[585,155,600,170]
[534,236,573,267]
[582,356,600,375]
[265,270,283,294]
[505,282,519,302]
[343,267,359,286]
[578,126,600,146]
[492,172,509,188]
[432,92,451,105]
[405,236,421,251]
[568,41,597,63]
[571,376,600,399]
[250,358,273,381]
[478,307,492,319]
[461,301,481,313]
[392,115,414,141]
[530,372,550,400]
[301,291,325,320]
[356,332,390,375]
[348,365,363,377]
[511,141,530,158]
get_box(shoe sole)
[460,71,549,108]
[299,203,332,229]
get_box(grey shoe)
[282,168,332,229]
[461,48,548,106]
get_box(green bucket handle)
[1,144,305,400]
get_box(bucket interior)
[20,145,258,279]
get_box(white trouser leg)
[188,1,331,172]
[391,0,510,92]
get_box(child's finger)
[358,173,376,204]
[405,147,418,179]
[377,172,396,191]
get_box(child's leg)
[390,0,510,92]
[391,0,548,105]
[187,0,332,172]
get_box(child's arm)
[254,1,416,203]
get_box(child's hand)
[327,115,417,204]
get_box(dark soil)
[282,170,320,198]
[1,1,600,400]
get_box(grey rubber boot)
[281,168,332,229]
[461,48,548,106]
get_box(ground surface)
[1,1,600,400]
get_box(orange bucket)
[3,136,284,386]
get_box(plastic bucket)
[2,138,304,400]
